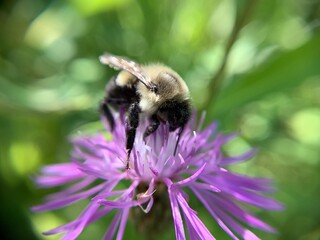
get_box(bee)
[99,53,191,169]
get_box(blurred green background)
[0,0,319,239]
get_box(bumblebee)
[99,54,191,169]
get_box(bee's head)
[153,72,183,99]
[159,99,191,132]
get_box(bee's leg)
[99,101,115,131]
[174,125,185,156]
[125,102,140,169]
[143,114,160,141]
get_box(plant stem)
[202,0,258,112]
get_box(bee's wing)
[99,53,151,87]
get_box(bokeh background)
[1,0,319,239]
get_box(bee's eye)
[150,84,158,94]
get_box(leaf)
[211,33,320,117]
[68,0,131,16]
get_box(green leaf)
[212,33,320,117]
[68,0,131,16]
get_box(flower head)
[33,113,282,240]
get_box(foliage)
[0,0,319,239]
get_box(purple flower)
[33,113,282,240]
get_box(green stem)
[202,0,258,112]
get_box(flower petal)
[185,216,201,240]
[97,199,138,208]
[45,177,95,201]
[116,208,129,240]
[33,183,106,211]
[175,163,207,187]
[103,211,122,240]
[176,188,215,240]
[211,193,276,232]
[193,189,239,239]
[165,178,186,240]
[62,203,100,240]
[219,149,257,165]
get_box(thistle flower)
[33,113,282,240]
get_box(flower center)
[130,182,173,237]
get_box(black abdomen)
[104,76,139,110]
